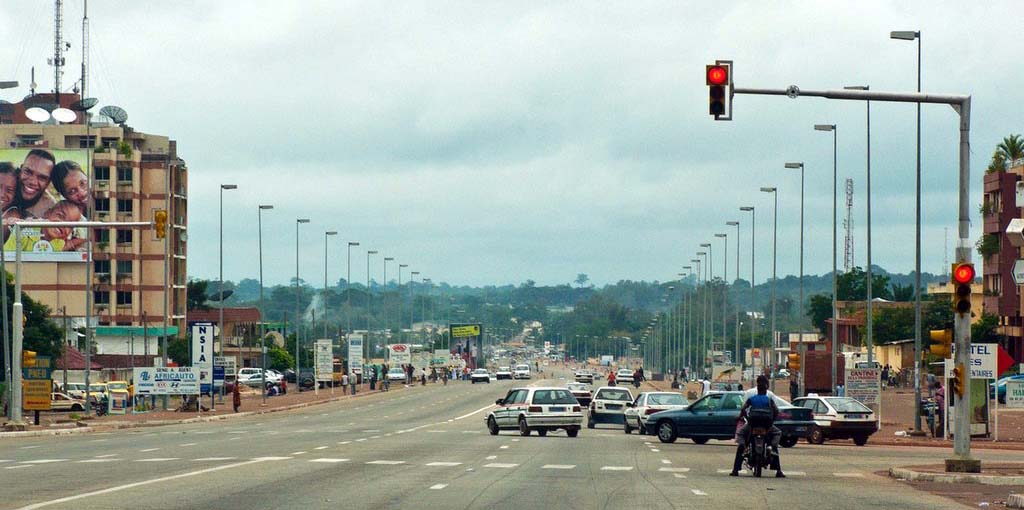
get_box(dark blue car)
[648,391,814,448]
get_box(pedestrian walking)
[701,378,711,396]
[280,378,287,395]
[789,376,799,401]
[934,380,945,437]
[231,382,241,413]
[351,371,358,395]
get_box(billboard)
[1,148,91,262]
[387,343,411,366]
[347,334,364,373]
[133,367,201,395]
[315,339,333,382]
[450,323,484,369]
[191,324,214,394]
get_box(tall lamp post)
[323,231,337,338]
[257,205,274,405]
[697,252,708,376]
[217,184,237,403]
[815,123,839,394]
[699,243,713,359]
[410,271,420,343]
[383,257,394,348]
[726,221,740,365]
[891,29,923,433]
[680,268,691,378]
[398,264,408,342]
[740,206,755,374]
[690,259,701,376]
[844,85,872,365]
[366,250,379,343]
[714,233,729,363]
[346,241,359,335]
[294,218,310,386]
[760,187,778,381]
[784,161,805,396]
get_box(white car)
[386,368,407,382]
[513,364,532,380]
[623,392,689,435]
[470,369,491,384]
[237,368,282,386]
[64,382,87,400]
[574,370,594,383]
[793,396,878,446]
[486,387,583,437]
[615,368,635,384]
[587,386,634,428]
[495,367,513,380]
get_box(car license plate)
[606,404,621,410]
[752,427,768,435]
[795,427,807,432]
[847,414,865,420]
[549,407,565,412]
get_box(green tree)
[890,283,914,302]
[807,294,832,335]
[575,273,590,288]
[997,134,1024,163]
[167,338,190,366]
[267,346,295,371]
[972,313,1000,343]
[0,272,63,369]
[836,267,893,301]
[187,279,211,311]
[872,307,915,344]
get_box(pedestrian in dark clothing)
[789,377,799,401]
[280,378,287,395]
[232,382,241,413]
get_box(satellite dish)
[52,107,77,123]
[99,105,127,124]
[25,107,50,122]
[71,97,98,111]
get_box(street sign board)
[315,339,333,382]
[844,368,881,406]
[133,367,200,395]
[945,343,1011,379]
[22,379,51,411]
[1014,259,1024,284]
[432,349,449,365]
[387,343,410,366]
[347,334,364,374]
[1007,381,1024,409]
[191,323,214,393]
[451,324,481,338]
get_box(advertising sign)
[133,367,200,395]
[214,356,236,380]
[22,379,51,411]
[451,324,481,338]
[347,334,364,373]
[844,368,881,406]
[108,391,129,415]
[944,344,1014,380]
[432,349,449,365]
[1006,381,1024,409]
[387,343,411,366]
[1,148,91,262]
[191,323,214,393]
[315,339,333,382]
[712,363,741,383]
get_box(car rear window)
[595,389,632,401]
[648,393,686,406]
[532,390,578,405]
[825,398,872,413]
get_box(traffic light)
[22,350,36,368]
[706,63,730,119]
[787,352,800,372]
[951,262,974,315]
[927,329,952,359]
[951,363,966,397]
[154,209,167,239]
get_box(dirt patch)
[888,474,1023,509]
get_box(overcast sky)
[3,2,1022,287]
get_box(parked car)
[513,364,532,380]
[495,367,514,380]
[793,396,877,446]
[49,392,85,412]
[649,391,813,447]
[566,382,592,406]
[284,369,317,389]
[615,368,635,384]
[486,387,583,437]
[386,367,407,382]
[574,370,594,384]
[64,383,86,400]
[587,386,634,428]
[471,368,491,384]
[990,374,1024,403]
[623,392,689,435]
[237,368,280,386]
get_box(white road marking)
[140,448,160,453]
[253,457,292,461]
[787,471,807,476]
[499,445,509,449]
[484,463,518,469]
[229,437,241,441]
[193,457,236,461]
[601,466,633,471]
[429,484,448,490]
[370,436,381,439]
[6,465,33,469]
[17,458,274,509]
[833,472,864,478]
[426,462,462,467]
[661,459,672,464]
[20,459,67,464]
[135,458,180,462]
[78,459,118,463]
[338,441,351,445]
[362,429,381,433]
[356,438,367,442]
[89,439,108,443]
[716,469,733,474]
[20,445,40,449]
[228,430,248,434]
[310,458,349,463]
[650,449,660,452]
[314,446,328,450]
[541,464,576,469]
[366,460,405,465]
[658,467,690,473]
[673,473,687,479]
[291,451,307,456]
[691,490,708,496]
[179,443,196,447]
[0,460,10,463]
[454,404,496,421]
[485,455,497,460]
[94,454,118,458]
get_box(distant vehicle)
[64,383,86,400]
[237,368,282,386]
[386,367,407,382]
[495,367,513,380]
[471,369,491,384]
[486,387,583,437]
[574,370,594,384]
[990,374,1024,403]
[587,386,634,428]
[566,382,592,406]
[649,391,813,447]
[49,392,85,412]
[513,364,532,380]
[615,369,635,384]
[793,396,877,446]
[623,392,689,435]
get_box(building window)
[117,199,133,213]
[117,166,133,182]
[116,291,132,305]
[78,136,96,149]
[95,198,110,212]
[116,229,133,244]
[94,166,110,180]
[117,260,132,274]
[94,291,110,304]
[95,229,110,243]
[94,260,110,274]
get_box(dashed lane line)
[691,490,708,496]
[291,452,307,456]
[314,446,329,450]
[429,484,448,490]
[601,466,634,471]
[95,454,117,458]
[485,456,497,460]
[366,460,405,465]
[658,468,690,473]
[541,464,576,470]
[20,459,67,464]
[135,458,181,462]
[140,448,160,453]
[310,458,349,463]
[193,457,236,462]
[483,463,518,469]
[78,459,118,463]
[661,459,672,464]
[5,465,32,469]
[426,462,462,467]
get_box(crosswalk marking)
[601,466,633,471]
[484,463,519,469]
[658,467,690,473]
[541,464,576,470]
[426,462,462,467]
[310,458,349,463]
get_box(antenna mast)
[48,0,66,95]
[843,177,854,271]
[81,0,88,99]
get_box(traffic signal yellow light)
[927,329,952,359]
[22,350,37,367]
[154,209,167,239]
[951,263,975,315]
[951,363,966,397]
[787,352,801,372]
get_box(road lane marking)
[370,436,381,439]
[356,438,367,442]
[483,463,518,468]
[20,445,40,449]
[314,446,328,450]
[78,459,118,463]
[17,457,274,509]
[291,452,307,456]
[658,468,690,473]
[94,454,117,458]
[691,490,708,496]
[310,458,349,463]
[338,441,351,445]
[6,465,33,469]
[426,462,462,467]
[362,429,381,432]
[541,464,576,469]
[499,445,509,449]
[650,449,660,452]
[179,443,196,447]
[661,459,672,464]
[485,455,497,460]
[136,458,180,462]
[429,484,448,490]
[140,448,160,453]
[787,471,806,476]
[193,457,236,461]
[20,459,67,464]
[673,473,687,479]
[366,460,405,465]
[454,404,495,421]
[601,466,633,471]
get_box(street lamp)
[383,257,394,347]
[714,233,729,363]
[760,187,778,381]
[217,184,237,404]
[784,161,805,396]
[815,123,839,394]
[740,207,756,374]
[257,205,274,405]
[697,251,708,376]
[367,250,379,342]
[726,221,740,364]
[699,242,713,349]
[891,28,925,434]
[681,266,693,378]
[346,241,360,334]
[690,259,701,376]
[323,231,338,338]
[844,85,873,365]
[410,271,421,342]
[294,218,310,385]
[398,264,408,342]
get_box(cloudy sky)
[3,1,1022,287]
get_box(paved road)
[1,370,1018,509]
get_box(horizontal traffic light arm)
[731,86,968,107]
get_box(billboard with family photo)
[1,148,91,262]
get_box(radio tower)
[48,0,66,95]
[843,178,854,271]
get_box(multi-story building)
[982,162,1024,363]
[1,93,187,355]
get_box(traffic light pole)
[729,83,976,471]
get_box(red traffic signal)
[706,65,728,86]
[951,262,974,315]
[707,63,730,119]
[952,263,974,284]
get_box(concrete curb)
[0,427,94,439]
[889,467,1024,486]
[1007,493,1023,508]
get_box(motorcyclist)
[731,375,785,478]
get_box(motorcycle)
[743,409,775,478]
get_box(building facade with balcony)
[982,163,1024,363]
[0,92,187,344]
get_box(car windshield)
[567,383,588,392]
[473,369,488,374]
[825,397,872,413]
[499,367,510,371]
[532,389,578,405]
[515,365,529,371]
[595,388,632,401]
[647,393,687,406]
[388,369,404,374]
